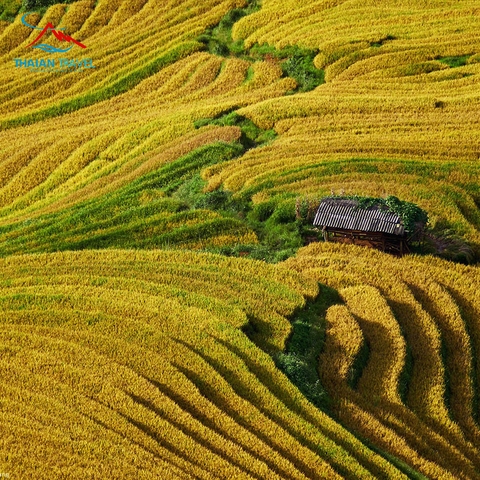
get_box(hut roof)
[313,197,405,236]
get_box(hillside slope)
[0,0,480,478]
[0,249,408,479]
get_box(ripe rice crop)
[1,0,480,477]
[0,248,403,479]
[340,286,406,405]
[198,1,480,254]
[321,304,364,387]
[286,243,480,476]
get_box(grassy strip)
[274,285,340,412]
[0,141,245,255]
[197,1,261,57]
[437,55,471,68]
[62,216,250,251]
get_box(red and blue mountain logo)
[21,12,86,53]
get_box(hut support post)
[322,227,328,242]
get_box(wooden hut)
[313,197,409,255]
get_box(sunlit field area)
[1,0,479,477]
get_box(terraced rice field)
[0,0,480,478]
[286,243,480,479]
[207,0,480,255]
[0,0,294,255]
[0,249,408,479]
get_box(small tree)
[295,196,320,223]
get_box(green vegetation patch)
[175,180,306,263]
[198,0,261,58]
[275,285,339,412]
[194,111,277,149]
[0,0,21,22]
[437,55,471,68]
[0,142,250,255]
[250,43,325,92]
[197,1,324,93]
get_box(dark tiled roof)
[313,198,405,236]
